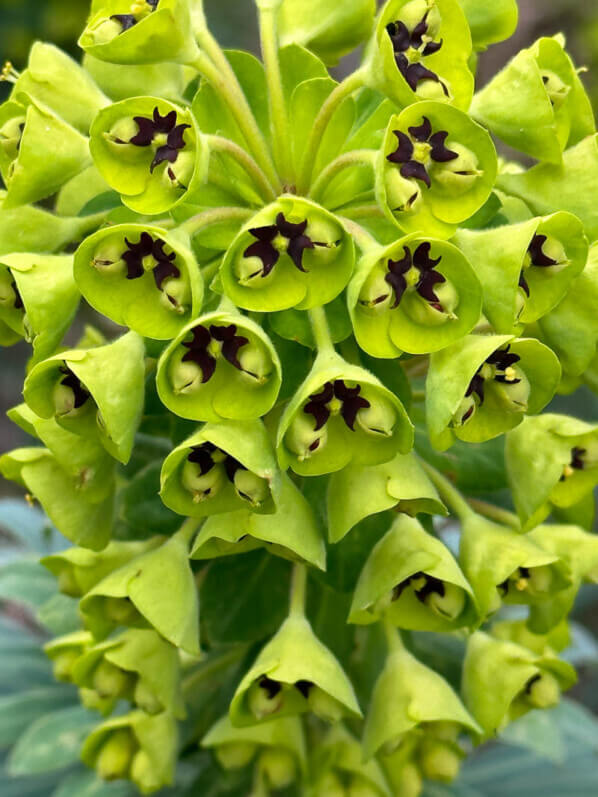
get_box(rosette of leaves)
[156,304,282,421]
[160,419,281,517]
[454,211,588,334]
[506,414,598,530]
[462,631,577,741]
[0,254,80,364]
[276,349,413,476]
[74,222,203,338]
[363,0,474,109]
[470,35,595,164]
[220,196,355,312]
[426,334,561,448]
[350,514,477,631]
[376,101,497,238]
[90,96,207,214]
[23,331,145,465]
[348,233,483,356]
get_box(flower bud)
[57,567,81,598]
[104,596,143,626]
[404,279,459,326]
[91,240,127,275]
[400,0,441,35]
[159,277,190,314]
[89,17,124,47]
[52,650,80,682]
[233,468,270,508]
[493,367,531,413]
[181,458,225,502]
[169,359,202,394]
[525,672,561,709]
[259,747,296,789]
[303,217,342,268]
[0,115,25,162]
[216,742,258,771]
[106,116,140,147]
[384,169,422,214]
[237,342,272,384]
[286,413,328,461]
[79,687,114,715]
[390,762,423,797]
[52,380,84,417]
[248,678,285,719]
[419,739,462,783]
[432,143,481,197]
[355,395,396,437]
[427,582,467,620]
[358,264,392,313]
[452,394,477,427]
[315,772,346,797]
[348,775,380,797]
[92,659,134,699]
[133,679,163,715]
[130,749,158,791]
[307,685,345,723]
[161,149,195,190]
[95,729,137,781]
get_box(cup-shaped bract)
[0,446,115,550]
[202,714,306,778]
[311,725,392,797]
[160,420,281,518]
[454,212,588,334]
[348,234,482,357]
[462,631,577,741]
[363,0,474,110]
[79,0,201,65]
[220,196,355,312]
[156,309,282,421]
[470,36,595,164]
[363,644,480,760]
[190,473,326,569]
[11,42,109,133]
[350,515,477,631]
[72,628,185,718]
[426,334,561,449]
[459,513,566,622]
[23,331,145,465]
[278,0,376,66]
[230,613,361,727]
[75,223,203,339]
[45,631,94,684]
[377,102,497,238]
[506,414,598,530]
[277,351,413,476]
[81,710,177,793]
[90,97,206,214]
[79,526,200,655]
[0,253,80,364]
[0,95,91,208]
[327,451,446,543]
[42,538,164,598]
[526,524,598,633]
[458,0,518,51]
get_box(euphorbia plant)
[0,0,597,794]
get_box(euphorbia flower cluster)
[0,0,597,795]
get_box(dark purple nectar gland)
[388,570,466,620]
[455,346,526,425]
[180,324,250,384]
[387,117,458,189]
[303,380,371,433]
[386,242,446,312]
[519,234,560,297]
[182,442,269,507]
[0,270,24,310]
[386,13,448,95]
[53,366,91,417]
[111,0,160,34]
[561,446,587,481]
[116,107,190,177]
[241,213,330,282]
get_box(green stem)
[207,135,277,201]
[201,256,222,285]
[259,6,295,185]
[182,644,248,697]
[190,49,280,191]
[308,306,335,355]
[383,616,403,653]
[289,563,308,617]
[412,389,426,402]
[177,517,202,546]
[178,206,252,238]
[297,69,367,194]
[335,204,385,221]
[468,498,521,529]
[309,150,376,202]
[419,460,474,521]
[338,217,380,253]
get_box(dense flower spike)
[1,1,598,794]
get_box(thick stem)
[296,69,367,194]
[419,460,474,522]
[178,206,252,238]
[308,306,335,355]
[207,135,277,201]
[339,204,385,220]
[309,150,376,203]
[383,616,403,654]
[289,563,308,617]
[259,7,295,185]
[338,216,380,253]
[190,49,280,191]
[468,498,521,529]
[177,517,203,546]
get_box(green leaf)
[51,768,137,797]
[0,498,62,554]
[0,559,57,610]
[0,686,76,749]
[36,593,81,636]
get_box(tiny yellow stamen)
[504,366,517,382]
[0,61,19,84]
[563,464,575,479]
[515,577,529,592]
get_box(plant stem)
[419,460,474,521]
[190,49,280,191]
[178,206,252,238]
[333,204,385,220]
[468,498,521,529]
[308,306,335,355]
[178,517,203,546]
[383,616,403,653]
[296,69,367,194]
[412,389,426,402]
[338,217,380,253]
[258,6,294,186]
[309,150,377,202]
[207,136,277,201]
[289,562,308,617]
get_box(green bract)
[470,36,595,164]
[364,0,474,109]
[90,96,206,214]
[277,350,413,476]
[220,196,355,312]
[426,334,561,448]
[377,102,497,238]
[156,307,282,420]
[74,223,203,338]
[348,233,483,356]
[458,0,518,51]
